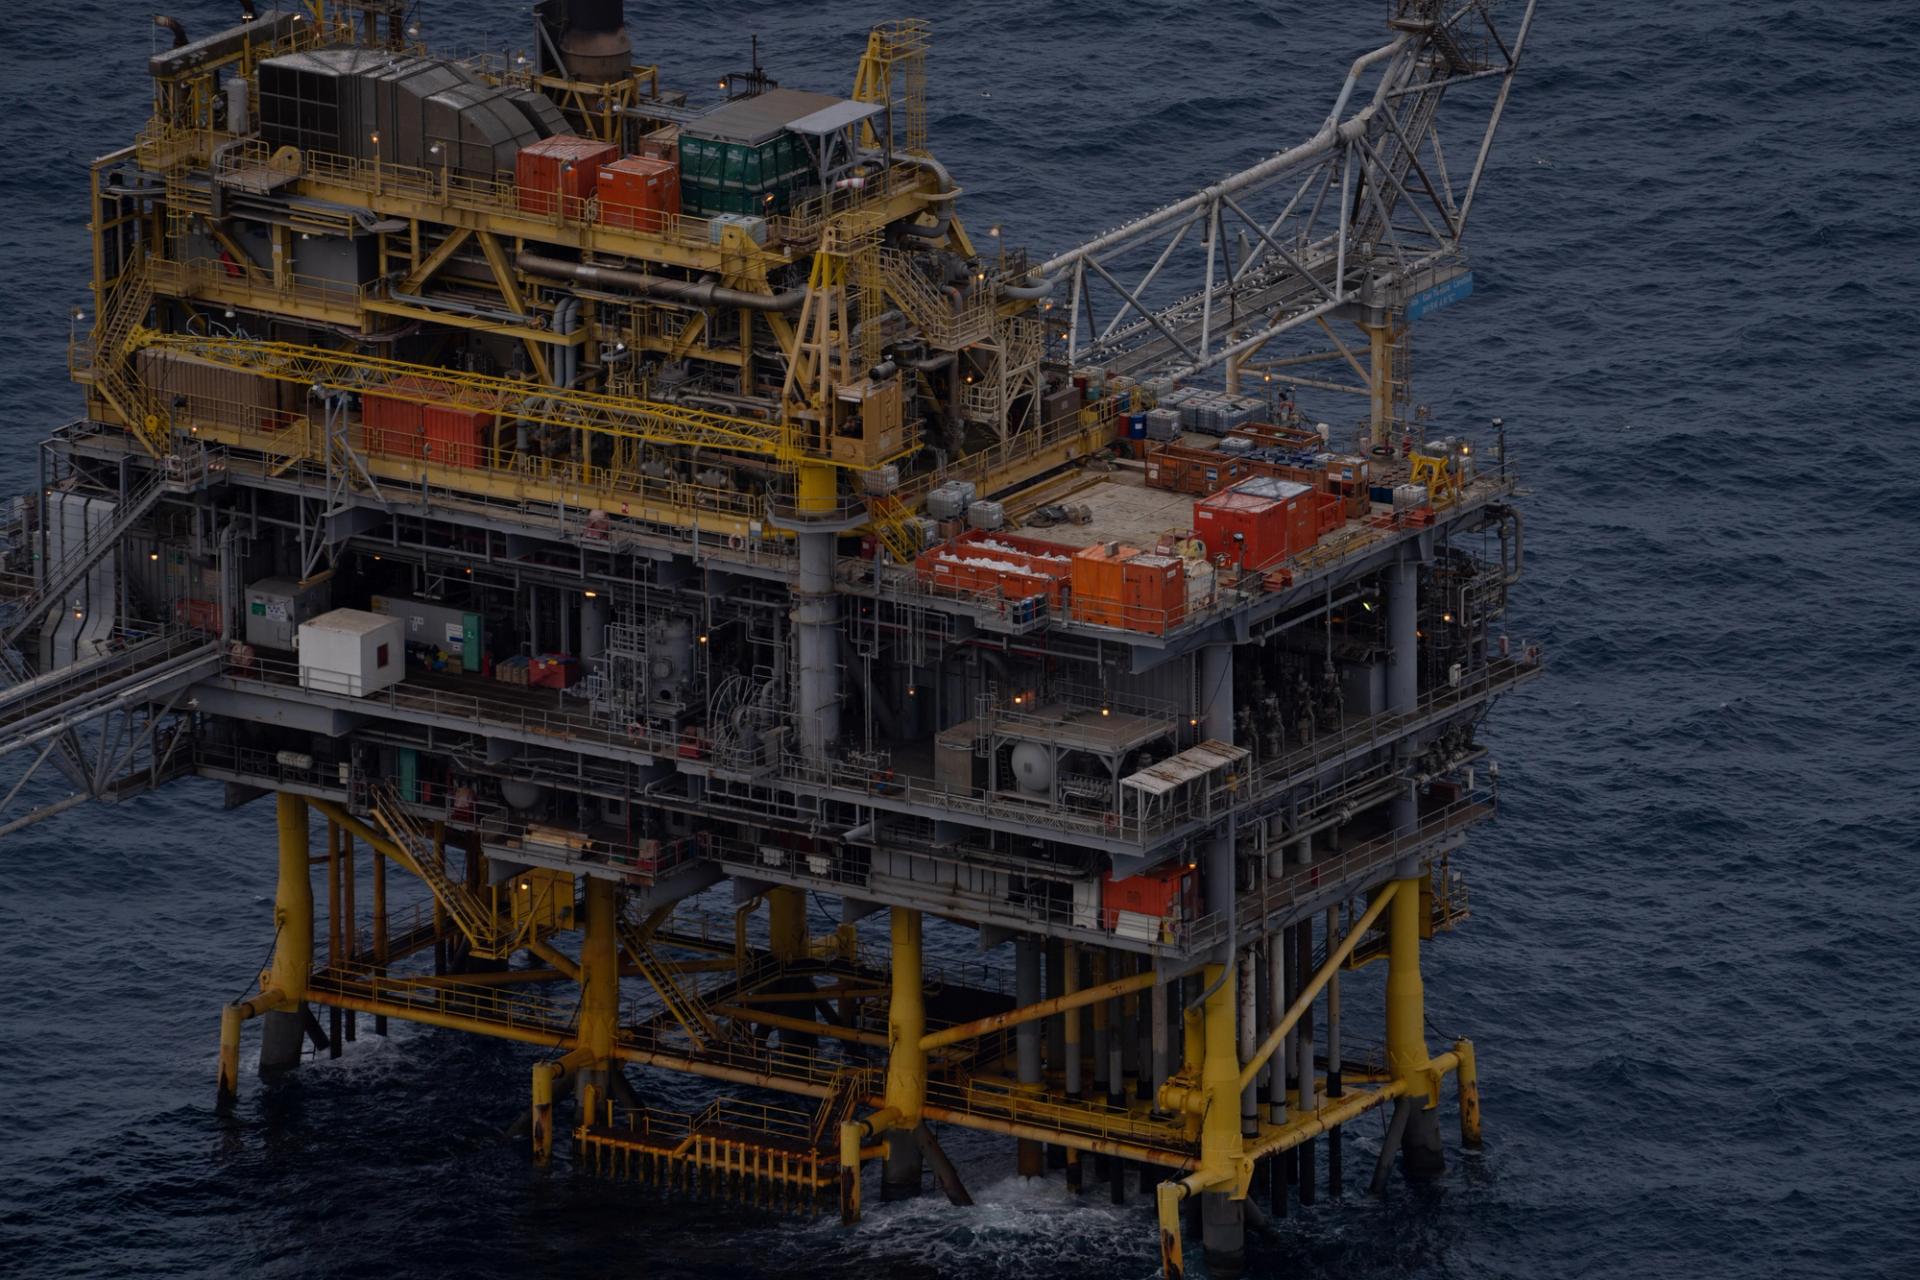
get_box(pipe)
[517,253,805,312]
[155,16,188,49]
[889,152,959,243]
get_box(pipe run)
[517,253,806,312]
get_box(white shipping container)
[298,608,405,698]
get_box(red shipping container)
[517,135,620,217]
[361,375,443,459]
[597,155,681,232]
[1192,475,1314,570]
[1103,865,1195,928]
[423,403,492,469]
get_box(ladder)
[864,494,921,565]
[77,263,163,455]
[368,781,505,953]
[619,910,726,1050]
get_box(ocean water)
[3,2,1917,1277]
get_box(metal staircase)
[619,909,727,1050]
[73,263,162,455]
[863,494,921,565]
[367,781,537,958]
[0,464,190,658]
[878,248,993,349]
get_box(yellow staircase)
[865,494,922,564]
[618,910,728,1050]
[367,782,568,960]
[76,262,163,455]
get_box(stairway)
[0,466,182,656]
[619,912,725,1050]
[76,263,163,455]
[877,248,992,349]
[367,781,509,954]
[864,494,921,565]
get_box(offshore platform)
[0,1,1541,1273]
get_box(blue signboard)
[1406,271,1474,322]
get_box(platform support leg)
[258,792,312,1075]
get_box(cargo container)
[516,134,620,216]
[361,375,448,460]
[1121,553,1187,635]
[1069,542,1139,629]
[1103,863,1196,936]
[135,348,303,436]
[297,608,404,698]
[597,155,682,232]
[1192,476,1315,570]
[676,87,837,217]
[422,402,491,469]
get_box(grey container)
[966,500,1006,531]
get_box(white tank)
[1009,741,1053,794]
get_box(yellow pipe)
[919,968,1157,1052]
[1234,882,1399,1094]
[1455,1038,1483,1147]
[1386,876,1430,1085]
[532,1060,558,1164]
[269,793,313,1007]
[1196,962,1245,1190]
[883,907,926,1124]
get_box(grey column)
[794,532,841,757]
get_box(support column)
[1046,938,1068,1170]
[326,819,342,1059]
[258,792,313,1074]
[1150,964,1169,1107]
[373,837,390,1036]
[1295,913,1317,1206]
[1364,320,1395,449]
[1387,871,1444,1181]
[882,907,926,1200]
[341,829,356,1043]
[1386,554,1420,837]
[577,876,620,1119]
[1326,905,1344,1198]
[793,478,842,757]
[1199,962,1246,1279]
[1237,947,1258,1141]
[1015,933,1044,1177]
[768,886,808,963]
[1063,942,1084,1193]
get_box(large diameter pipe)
[517,253,806,312]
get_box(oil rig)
[0,1,1541,1273]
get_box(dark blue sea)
[3,2,1917,1276]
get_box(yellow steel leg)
[1197,963,1246,1191]
[269,792,313,1004]
[884,907,926,1122]
[1385,876,1430,1087]
[1157,1180,1187,1280]
[532,1061,557,1164]
[768,886,808,964]
[215,1004,243,1109]
[1455,1037,1483,1148]
[580,876,619,1095]
[839,1120,863,1224]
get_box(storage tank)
[559,0,632,82]
[1009,741,1053,795]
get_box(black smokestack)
[560,0,632,83]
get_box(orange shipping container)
[517,135,621,217]
[1121,553,1186,635]
[1103,864,1195,928]
[1193,476,1314,570]
[361,375,442,459]
[597,155,681,232]
[423,403,492,469]
[1070,542,1139,628]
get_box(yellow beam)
[920,967,1157,1052]
[269,793,313,1008]
[363,299,587,348]
[401,226,472,292]
[1234,881,1399,1094]
[883,907,926,1124]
